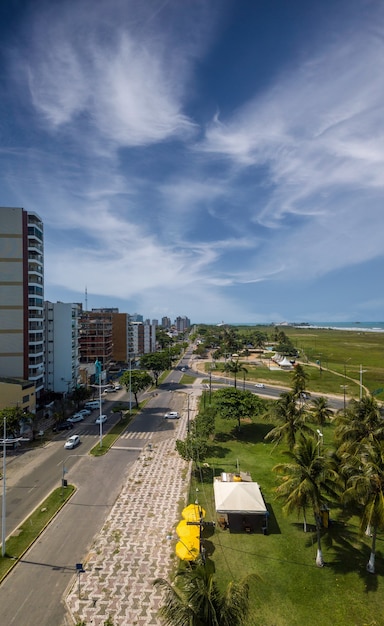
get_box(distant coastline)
[227,322,384,332]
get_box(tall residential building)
[0,207,45,397]
[45,301,81,394]
[112,313,156,363]
[175,315,191,333]
[78,310,113,367]
[161,316,171,329]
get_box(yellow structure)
[0,377,36,413]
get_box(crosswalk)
[69,427,153,440]
[120,431,153,440]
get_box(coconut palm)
[310,396,333,427]
[291,364,309,397]
[273,434,338,566]
[343,439,384,574]
[154,559,256,626]
[334,395,384,453]
[223,359,248,389]
[265,391,312,450]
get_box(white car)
[67,413,85,423]
[64,434,80,449]
[255,383,265,388]
[113,384,122,390]
[95,414,107,424]
[164,411,180,419]
[76,408,91,417]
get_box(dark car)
[53,420,74,431]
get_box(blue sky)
[1,0,384,324]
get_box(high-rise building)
[112,313,156,363]
[78,310,113,367]
[0,207,45,397]
[175,316,191,333]
[44,301,81,394]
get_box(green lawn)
[203,326,384,402]
[189,415,383,626]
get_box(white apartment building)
[0,207,45,397]
[45,301,81,394]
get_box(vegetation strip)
[0,485,75,582]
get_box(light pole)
[340,385,348,415]
[316,429,323,456]
[359,364,367,400]
[2,416,6,558]
[93,359,106,449]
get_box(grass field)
[189,410,383,626]
[201,326,384,402]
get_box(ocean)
[294,322,384,332]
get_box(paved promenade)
[65,392,198,626]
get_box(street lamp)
[340,385,348,415]
[359,364,367,400]
[93,359,107,449]
[316,429,323,456]
[1,416,6,558]
[1,417,24,557]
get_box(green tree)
[0,406,34,438]
[213,387,263,432]
[334,395,384,454]
[72,386,91,409]
[310,396,333,427]
[291,364,309,397]
[343,439,384,574]
[265,391,312,450]
[273,434,338,566]
[121,370,152,407]
[154,559,256,626]
[140,352,169,386]
[223,358,248,389]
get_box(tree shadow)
[236,421,275,443]
[206,443,232,459]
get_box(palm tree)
[310,396,333,427]
[154,559,256,626]
[334,395,384,454]
[291,364,309,397]
[223,359,247,389]
[265,391,312,450]
[273,434,338,566]
[343,439,384,574]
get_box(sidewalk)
[65,390,200,626]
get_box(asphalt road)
[0,386,176,626]
[0,446,140,626]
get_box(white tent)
[214,480,268,515]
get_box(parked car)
[67,413,85,423]
[64,434,81,449]
[164,411,180,419]
[85,400,103,410]
[95,414,107,424]
[53,420,74,431]
[76,408,91,417]
[103,386,116,394]
[113,384,122,390]
[255,383,265,388]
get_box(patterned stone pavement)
[65,394,197,626]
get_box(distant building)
[44,301,81,394]
[161,316,171,329]
[0,207,45,398]
[112,314,156,362]
[175,316,191,333]
[130,312,143,322]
